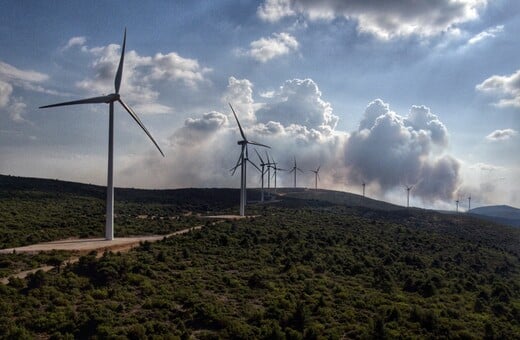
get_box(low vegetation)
[0,175,519,338]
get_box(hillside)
[275,188,402,211]
[1,175,519,338]
[469,205,520,227]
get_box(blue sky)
[0,0,518,209]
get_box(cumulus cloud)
[245,32,299,62]
[256,78,338,133]
[0,60,50,123]
[223,77,256,123]
[468,25,504,45]
[344,99,459,202]
[257,0,487,40]
[476,69,520,108]
[72,40,212,113]
[171,111,228,146]
[257,0,295,22]
[120,82,462,207]
[62,36,87,51]
[486,128,518,141]
[120,77,345,190]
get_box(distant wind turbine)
[270,156,285,194]
[39,29,164,241]
[404,185,413,208]
[255,149,268,203]
[288,157,304,188]
[455,198,460,213]
[265,152,275,198]
[229,103,270,216]
[309,165,321,190]
[467,194,472,212]
[362,181,366,197]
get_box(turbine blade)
[118,99,164,157]
[248,140,271,148]
[297,167,304,174]
[229,103,247,141]
[265,151,271,164]
[247,159,261,173]
[254,149,264,164]
[230,154,242,176]
[39,95,111,108]
[115,28,126,94]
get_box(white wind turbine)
[288,156,304,188]
[404,184,414,208]
[309,165,321,190]
[39,29,164,241]
[229,103,270,216]
[254,149,268,202]
[269,155,285,194]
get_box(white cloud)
[62,36,87,51]
[476,69,520,108]
[256,78,338,132]
[0,61,48,83]
[73,41,211,113]
[0,60,50,123]
[257,0,487,40]
[257,0,295,22]
[344,99,459,202]
[223,76,256,123]
[486,128,518,141]
[245,32,299,62]
[120,77,346,190]
[468,25,504,45]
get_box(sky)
[0,0,518,210]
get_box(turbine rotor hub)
[105,93,120,103]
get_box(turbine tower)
[229,103,270,216]
[309,166,321,190]
[288,157,304,188]
[39,29,164,241]
[404,185,413,208]
[467,194,471,212]
[270,156,285,194]
[455,198,460,213]
[362,181,366,197]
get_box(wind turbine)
[39,29,164,241]
[404,185,413,208]
[467,194,472,212]
[270,156,285,194]
[309,165,321,190]
[288,156,304,188]
[254,149,268,202]
[455,198,460,213]
[362,181,366,197]
[265,151,276,198]
[229,103,270,216]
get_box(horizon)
[0,1,518,210]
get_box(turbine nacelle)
[105,93,121,103]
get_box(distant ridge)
[275,187,403,211]
[469,205,520,227]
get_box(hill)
[469,205,520,227]
[0,175,519,338]
[274,187,402,211]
